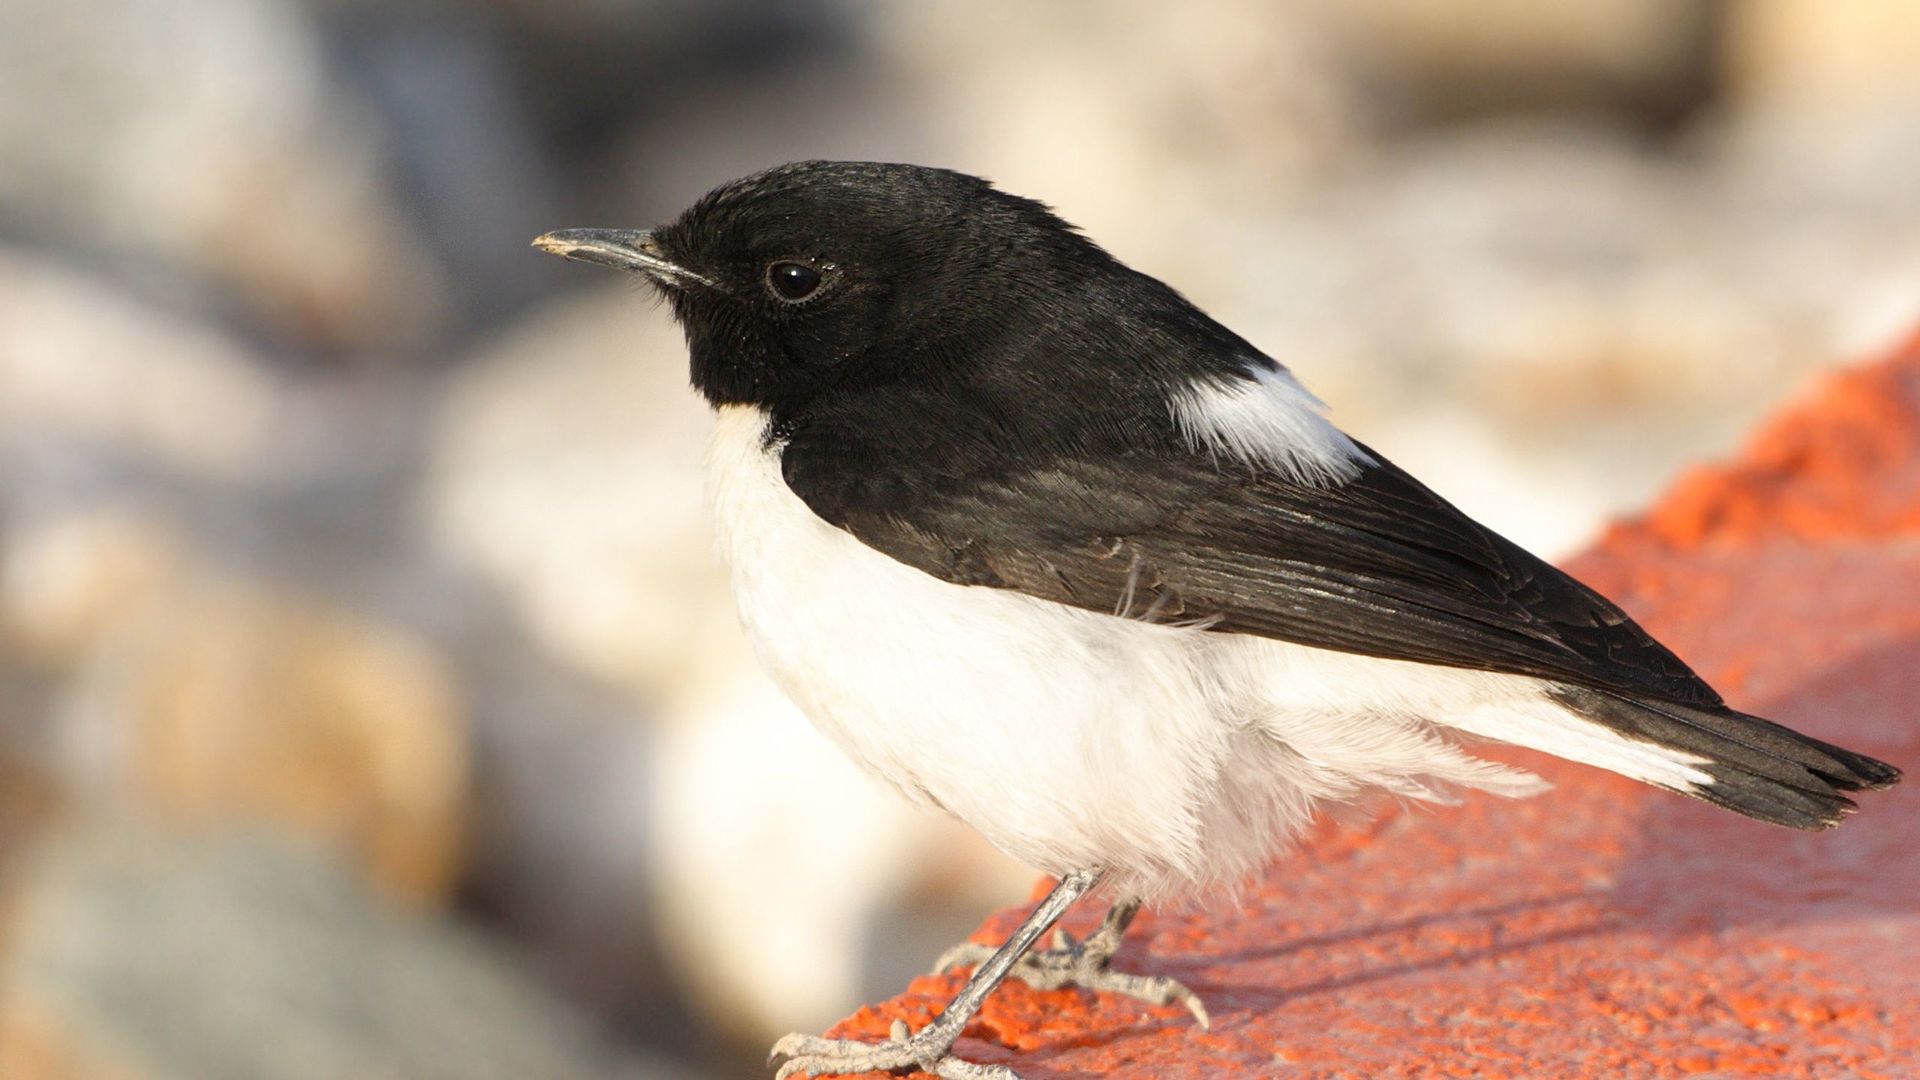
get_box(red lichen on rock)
[808,332,1920,1078]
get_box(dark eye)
[765,260,826,303]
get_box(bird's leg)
[769,869,1102,1080]
[933,895,1208,1028]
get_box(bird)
[534,160,1901,1080]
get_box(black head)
[535,161,1260,445]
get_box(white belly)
[704,406,1560,901]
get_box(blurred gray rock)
[0,0,445,350]
[323,9,563,329]
[0,829,679,1079]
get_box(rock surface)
[815,332,1920,1077]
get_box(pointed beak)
[531,228,715,289]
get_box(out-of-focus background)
[1,2,1918,1077]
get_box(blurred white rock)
[426,287,724,695]
[0,252,286,481]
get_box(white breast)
[705,405,1585,901]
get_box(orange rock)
[48,577,470,910]
[115,583,469,908]
[818,331,1920,1077]
[2,508,470,910]
[0,996,139,1080]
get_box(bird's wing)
[784,440,1723,708]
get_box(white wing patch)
[1170,361,1371,486]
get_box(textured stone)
[815,333,1920,1077]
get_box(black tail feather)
[1551,685,1902,830]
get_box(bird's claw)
[932,937,1209,1030]
[768,1020,1021,1080]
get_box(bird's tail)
[1551,685,1901,830]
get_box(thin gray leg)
[769,869,1102,1080]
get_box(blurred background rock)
[0,1,1916,1076]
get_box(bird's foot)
[770,1018,1018,1080]
[932,927,1209,1028]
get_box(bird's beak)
[531,228,715,289]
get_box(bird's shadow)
[1181,892,1614,1011]
[1198,891,1620,999]
[1605,631,1919,932]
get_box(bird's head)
[535,160,1112,416]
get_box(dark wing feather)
[789,440,1723,709]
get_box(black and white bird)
[535,161,1900,1080]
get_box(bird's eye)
[765,260,826,303]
